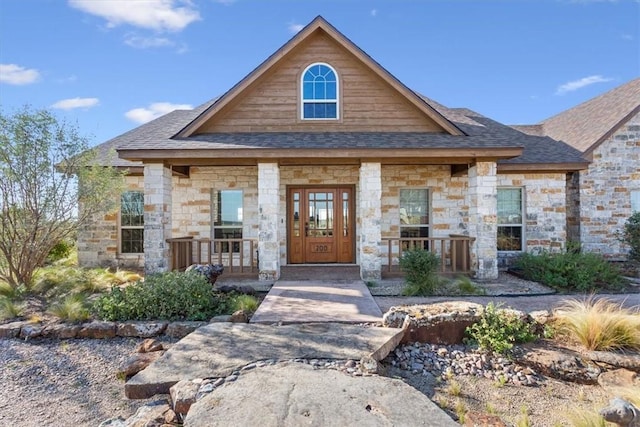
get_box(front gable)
[180,17,461,136]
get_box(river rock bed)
[386,342,541,386]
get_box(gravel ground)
[0,337,172,427]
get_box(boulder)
[19,324,43,340]
[165,321,207,338]
[186,264,224,285]
[136,338,164,353]
[42,323,80,339]
[513,341,601,384]
[600,398,640,427]
[97,418,126,427]
[229,310,249,323]
[383,301,484,344]
[118,351,164,378]
[124,400,177,427]
[215,284,256,295]
[0,321,27,339]
[77,321,116,339]
[169,379,200,416]
[210,315,231,323]
[116,321,168,338]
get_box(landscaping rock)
[600,398,640,427]
[598,369,639,390]
[209,315,231,323]
[77,321,116,339]
[124,400,177,427]
[169,379,200,416]
[383,301,484,344]
[0,321,27,338]
[119,351,164,378]
[216,284,256,295]
[136,338,164,353]
[464,411,508,427]
[513,341,601,384]
[165,321,207,338]
[19,324,43,340]
[229,310,249,323]
[116,321,168,338]
[42,323,80,339]
[585,350,640,373]
[186,264,224,285]
[184,363,458,427]
[98,418,126,427]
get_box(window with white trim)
[120,191,144,254]
[497,187,524,251]
[212,190,243,253]
[301,63,338,120]
[400,189,430,249]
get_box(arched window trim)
[300,62,339,120]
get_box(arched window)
[301,63,338,120]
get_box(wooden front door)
[288,186,354,264]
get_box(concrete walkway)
[250,280,383,324]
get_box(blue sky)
[1,0,638,146]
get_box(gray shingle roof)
[537,78,640,153]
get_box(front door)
[288,186,354,263]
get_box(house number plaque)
[312,244,331,253]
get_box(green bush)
[46,240,74,264]
[400,249,441,295]
[230,294,259,313]
[465,302,536,355]
[514,250,623,292]
[619,212,640,262]
[92,271,230,321]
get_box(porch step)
[279,265,360,281]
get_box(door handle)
[305,222,309,236]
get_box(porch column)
[359,162,382,281]
[468,161,499,280]
[258,162,280,281]
[143,163,172,274]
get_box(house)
[513,78,640,259]
[78,16,590,281]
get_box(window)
[212,190,243,252]
[497,188,524,251]
[301,63,338,120]
[632,190,640,213]
[400,189,429,249]
[120,191,144,254]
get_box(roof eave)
[497,162,590,173]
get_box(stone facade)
[570,111,640,259]
[258,163,280,280]
[497,173,567,268]
[144,164,172,274]
[359,163,382,280]
[469,162,498,280]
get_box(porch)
[166,235,475,279]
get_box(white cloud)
[0,63,41,85]
[68,0,201,32]
[125,102,193,124]
[51,97,100,110]
[555,75,613,95]
[125,35,174,49]
[371,9,378,17]
[288,22,304,34]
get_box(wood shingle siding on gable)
[197,33,444,133]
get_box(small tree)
[0,107,124,290]
[620,212,640,263]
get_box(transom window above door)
[301,63,339,120]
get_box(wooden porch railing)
[382,235,476,274]
[166,237,258,274]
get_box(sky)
[1,0,639,146]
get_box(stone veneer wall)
[380,165,469,266]
[78,175,145,269]
[497,173,567,268]
[576,111,640,259]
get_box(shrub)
[46,240,74,264]
[514,251,624,292]
[553,297,640,351]
[230,294,259,313]
[619,212,640,262]
[0,297,23,320]
[48,294,91,323]
[465,302,536,355]
[400,249,441,295]
[92,271,229,321]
